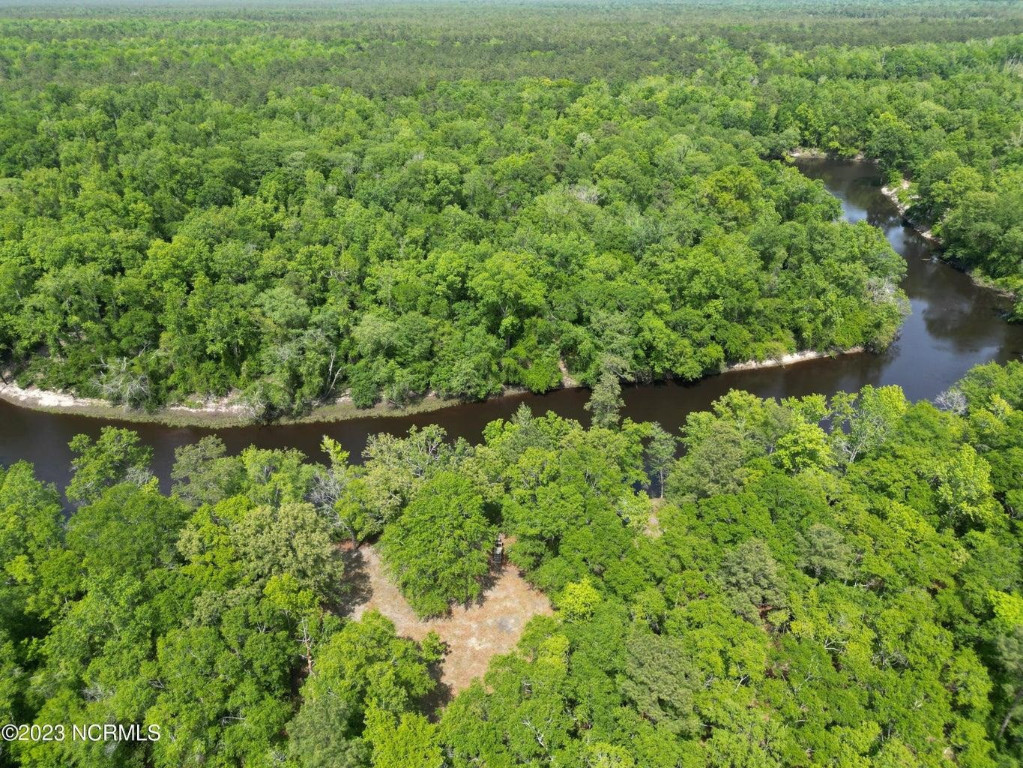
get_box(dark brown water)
[2,159,1022,492]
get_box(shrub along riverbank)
[0,346,864,427]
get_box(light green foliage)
[0,427,375,768]
[365,706,442,768]
[773,420,834,473]
[237,446,315,507]
[559,579,602,622]
[936,445,1000,528]
[67,482,188,584]
[232,502,345,597]
[0,464,66,734]
[1,3,1023,764]
[286,611,436,768]
[436,359,1023,766]
[3,359,1023,764]
[585,369,625,429]
[379,471,494,617]
[830,386,909,465]
[65,427,153,506]
[0,462,69,618]
[471,408,648,593]
[304,611,435,718]
[667,389,824,501]
[0,628,20,727]
[171,436,244,508]
[991,592,1023,633]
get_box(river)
[2,158,1021,492]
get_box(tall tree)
[380,472,494,617]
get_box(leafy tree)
[365,705,442,768]
[0,462,69,618]
[232,502,345,598]
[619,629,700,736]
[67,482,188,583]
[796,524,853,582]
[719,539,789,625]
[2,6,1023,762]
[287,694,370,768]
[996,627,1023,741]
[644,422,676,497]
[380,472,494,617]
[585,369,624,429]
[171,436,243,508]
[66,427,153,507]
[936,445,1000,529]
[558,578,602,622]
[303,611,435,720]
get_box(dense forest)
[2,3,1023,767]
[1,359,1022,766]
[0,1,1020,417]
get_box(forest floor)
[344,544,553,702]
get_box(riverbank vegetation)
[1,359,1022,765]
[9,1,1023,417]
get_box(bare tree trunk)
[1000,688,1023,737]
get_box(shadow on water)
[2,159,1021,492]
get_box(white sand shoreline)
[724,347,864,373]
[879,178,940,243]
[0,345,865,427]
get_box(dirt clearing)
[345,545,552,696]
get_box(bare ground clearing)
[344,545,553,699]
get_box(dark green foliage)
[438,361,1023,766]
[796,523,854,582]
[719,538,790,624]
[643,422,677,498]
[619,629,701,736]
[287,694,370,768]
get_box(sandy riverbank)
[0,150,892,430]
[0,347,860,429]
[790,150,940,242]
[878,176,1015,301]
[794,151,1014,303]
[790,148,866,162]
[879,178,940,243]
[0,376,477,429]
[724,347,863,373]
